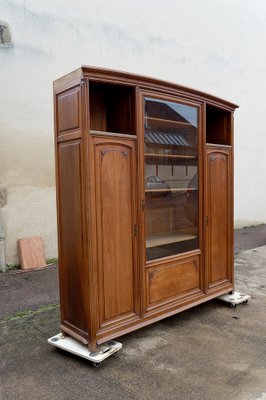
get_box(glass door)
[144,97,199,261]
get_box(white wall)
[1,0,266,264]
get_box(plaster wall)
[1,0,266,264]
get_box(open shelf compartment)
[89,81,135,135]
[206,104,232,145]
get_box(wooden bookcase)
[54,66,238,351]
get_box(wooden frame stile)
[202,101,208,294]
[81,77,97,352]
[134,86,144,318]
[86,77,101,347]
[198,101,204,294]
[136,87,146,318]
[230,111,235,290]
[54,76,70,336]
[53,80,63,333]
[228,144,234,288]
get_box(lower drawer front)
[147,256,200,305]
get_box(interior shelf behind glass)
[145,116,192,127]
[146,231,197,248]
[145,188,197,193]
[144,153,197,159]
[144,96,199,261]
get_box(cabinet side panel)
[206,148,232,287]
[58,140,87,332]
[94,141,136,324]
[57,85,81,135]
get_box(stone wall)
[1,0,266,265]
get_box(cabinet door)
[205,147,233,290]
[93,137,139,328]
[143,97,200,261]
[141,95,202,310]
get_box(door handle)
[133,224,138,236]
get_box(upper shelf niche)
[89,82,135,135]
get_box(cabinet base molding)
[60,323,88,345]
[96,284,233,345]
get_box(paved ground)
[0,265,59,319]
[234,224,266,254]
[0,226,266,399]
[1,225,266,320]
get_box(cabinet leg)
[88,339,98,353]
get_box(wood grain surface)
[18,237,46,270]
[53,67,236,350]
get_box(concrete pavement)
[1,243,266,399]
[1,225,266,320]
[234,224,266,254]
[0,265,59,319]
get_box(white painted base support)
[48,333,122,367]
[217,291,251,308]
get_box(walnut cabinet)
[54,67,238,351]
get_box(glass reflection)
[144,98,199,261]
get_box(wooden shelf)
[146,232,197,248]
[90,130,137,139]
[206,143,232,148]
[145,188,197,193]
[145,116,193,127]
[145,153,197,159]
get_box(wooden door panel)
[147,256,200,306]
[57,85,81,136]
[206,147,232,289]
[94,138,138,327]
[58,140,87,333]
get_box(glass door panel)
[144,98,199,261]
